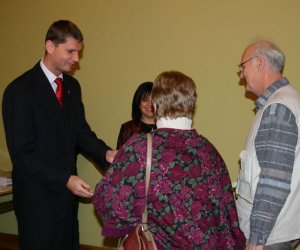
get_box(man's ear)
[257,56,266,71]
[45,40,55,55]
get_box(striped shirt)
[249,77,298,245]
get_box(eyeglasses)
[238,56,257,72]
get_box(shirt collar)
[255,77,289,110]
[40,59,63,83]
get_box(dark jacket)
[2,62,110,229]
[116,120,156,149]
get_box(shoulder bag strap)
[142,133,152,225]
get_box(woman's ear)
[152,103,157,113]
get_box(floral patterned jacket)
[93,128,245,249]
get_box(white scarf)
[156,117,192,130]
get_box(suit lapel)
[33,64,64,117]
[61,76,72,114]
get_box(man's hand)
[106,149,117,163]
[245,244,264,250]
[66,175,93,198]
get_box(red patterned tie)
[54,77,63,108]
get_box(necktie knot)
[54,77,63,108]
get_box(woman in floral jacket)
[93,71,245,249]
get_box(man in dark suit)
[2,20,117,250]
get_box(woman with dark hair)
[116,81,156,149]
[93,71,246,249]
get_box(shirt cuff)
[249,230,268,246]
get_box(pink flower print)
[203,143,214,152]
[111,195,121,210]
[178,186,192,201]
[180,153,193,162]
[104,186,114,203]
[118,185,133,200]
[153,199,164,210]
[181,223,192,232]
[228,207,239,223]
[189,228,204,245]
[161,149,176,162]
[152,136,163,147]
[147,189,156,201]
[194,184,208,200]
[117,150,128,162]
[133,139,146,154]
[166,136,182,148]
[114,204,128,220]
[219,212,226,224]
[216,231,230,249]
[124,162,141,176]
[220,172,231,185]
[188,165,201,179]
[135,180,146,197]
[172,231,190,248]
[174,203,189,220]
[199,215,209,231]
[191,201,202,218]
[201,155,213,172]
[201,237,214,250]
[93,184,104,198]
[208,184,222,199]
[220,191,233,209]
[216,154,223,167]
[154,178,172,194]
[204,202,213,214]
[105,218,118,228]
[189,137,200,147]
[111,169,123,185]
[207,214,219,227]
[162,213,175,226]
[132,198,145,217]
[158,162,169,176]
[97,201,106,213]
[169,165,186,182]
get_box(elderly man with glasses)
[236,40,300,250]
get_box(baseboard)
[0,232,116,250]
[81,245,115,250]
[80,245,116,250]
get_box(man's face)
[45,37,82,76]
[239,47,260,96]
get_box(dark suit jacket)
[2,62,110,224]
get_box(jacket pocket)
[237,150,254,203]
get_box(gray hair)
[251,41,285,73]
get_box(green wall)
[1,0,300,247]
